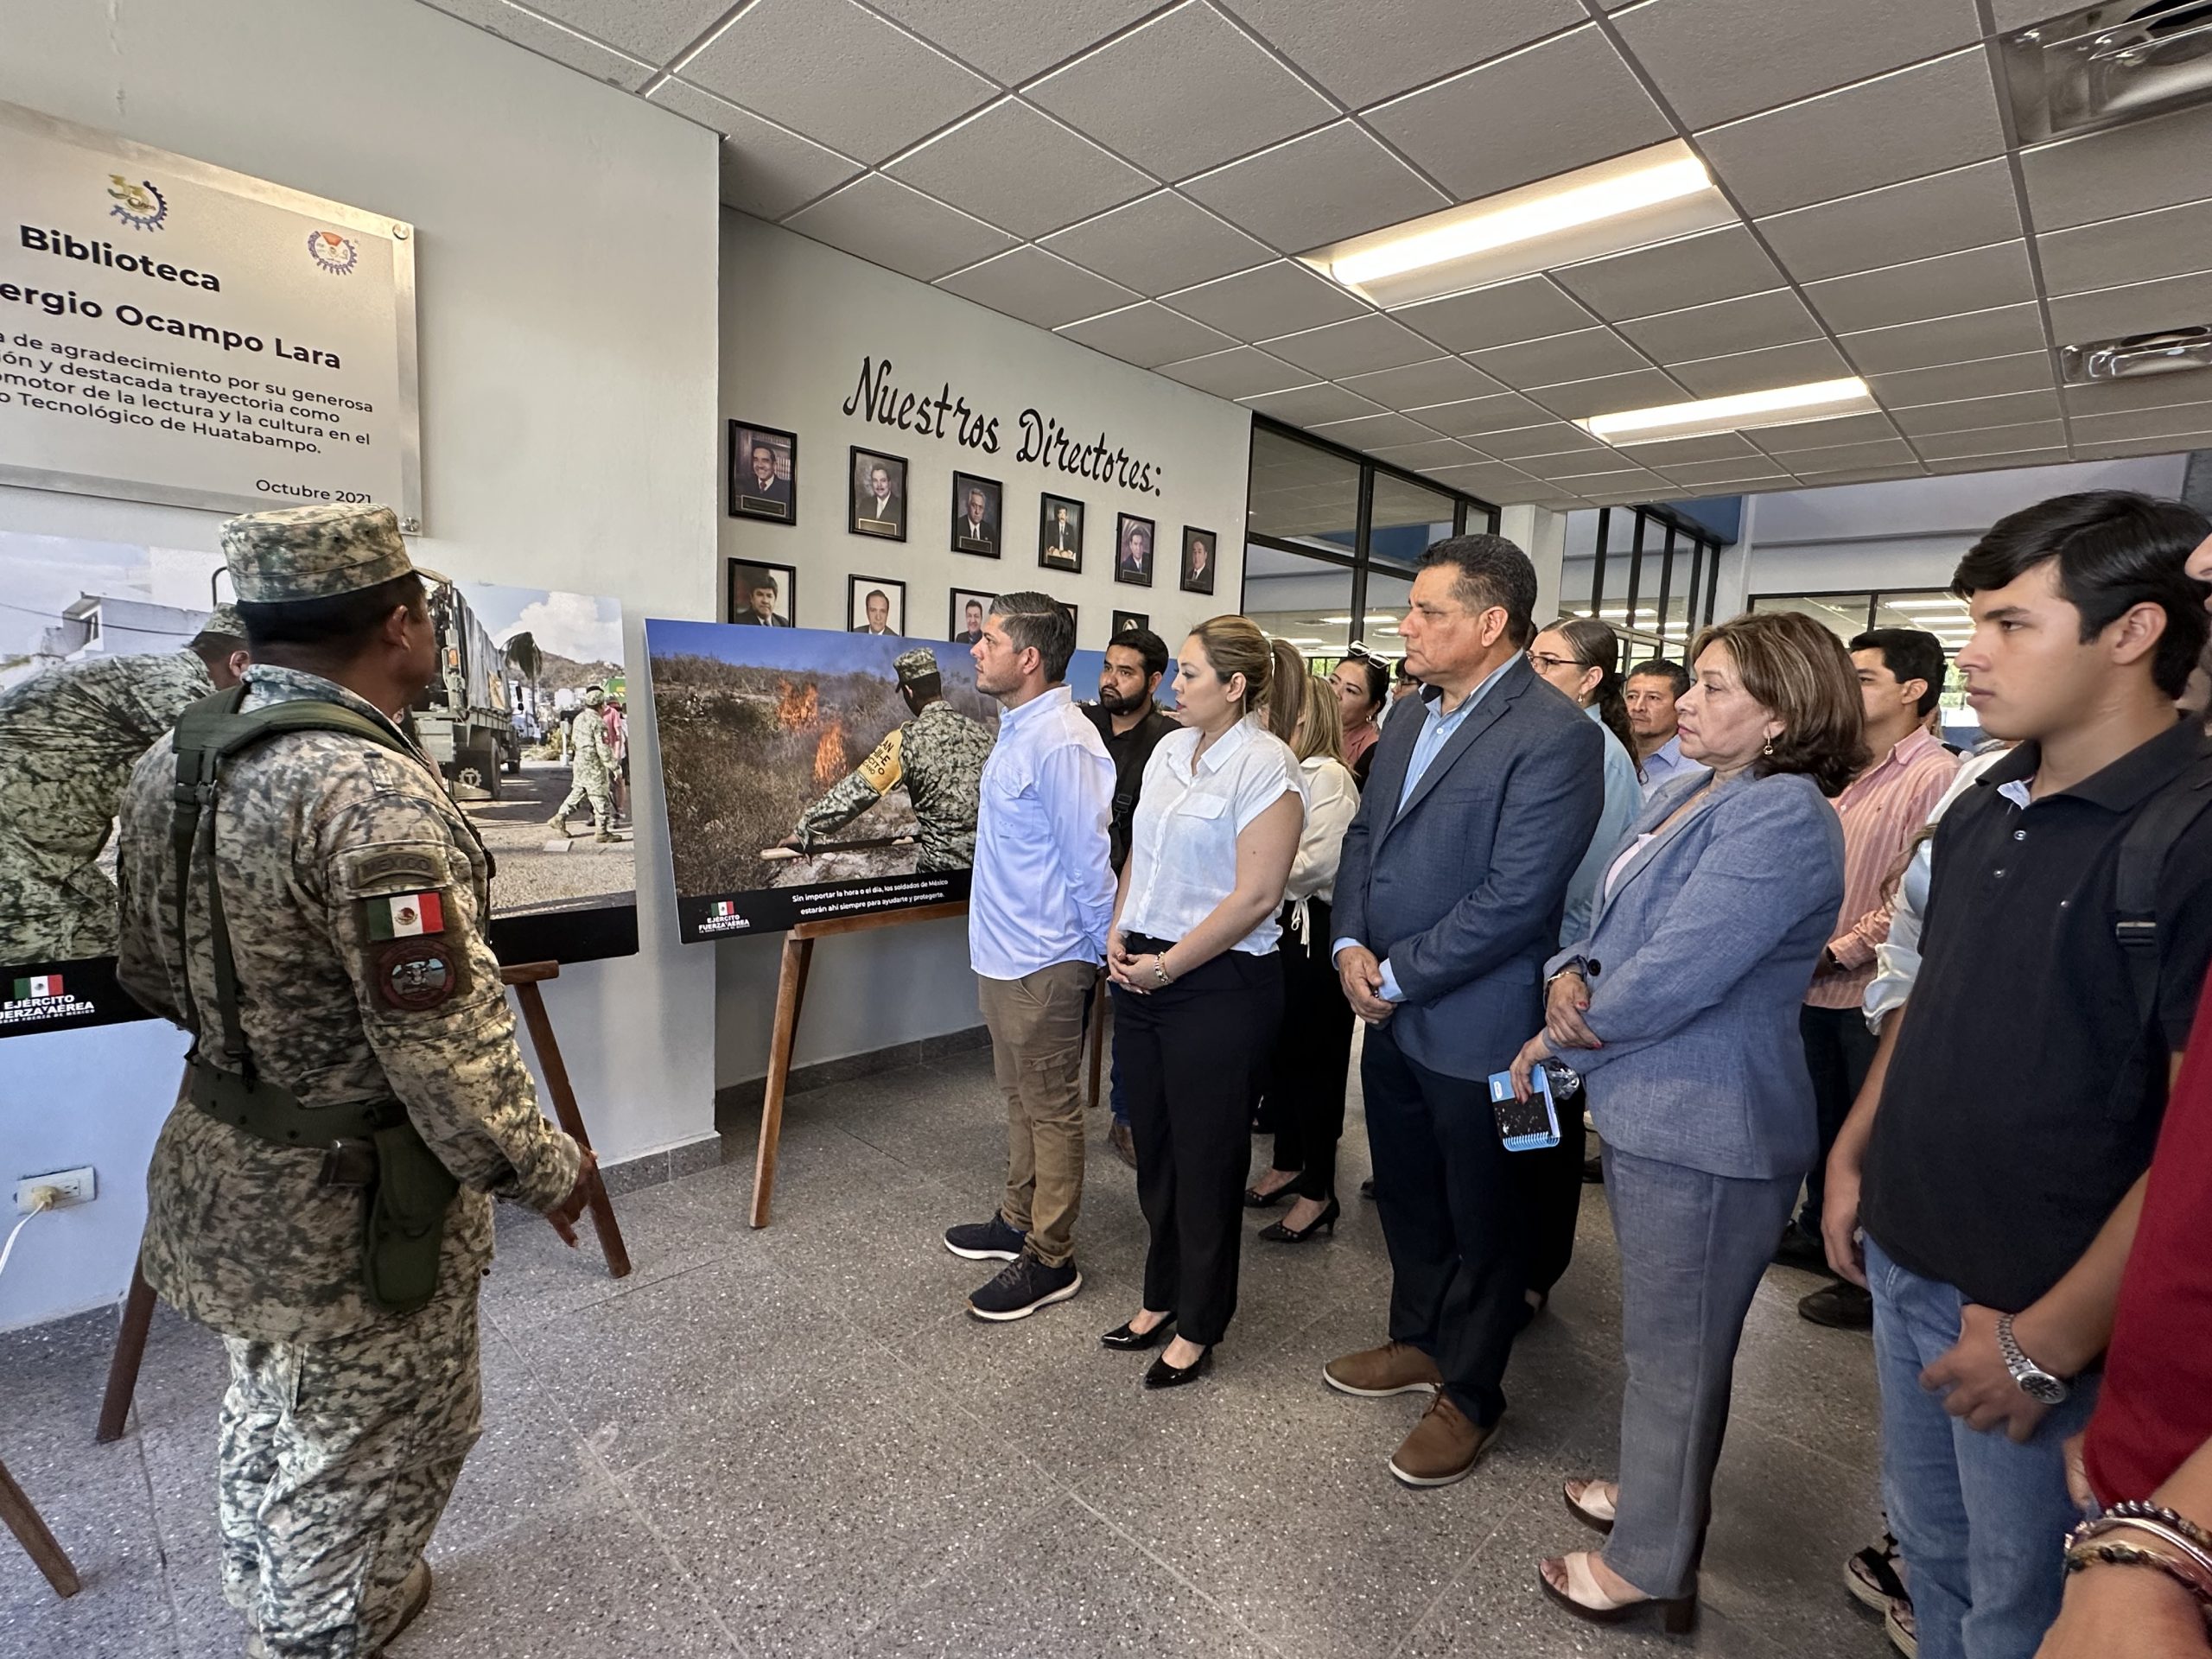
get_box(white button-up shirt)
[1121,715,1304,956]
[968,684,1116,982]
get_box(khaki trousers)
[978,960,1096,1268]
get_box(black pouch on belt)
[361,1121,461,1315]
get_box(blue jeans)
[1866,1234,2096,1659]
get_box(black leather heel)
[1143,1346,1213,1389]
[1260,1197,1340,1243]
[1101,1314,1175,1351]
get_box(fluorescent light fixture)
[1579,378,1876,443]
[1891,599,1967,611]
[1303,141,1735,308]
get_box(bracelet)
[2107,1502,2212,1554]
[2072,1515,2212,1585]
[1150,956,1174,988]
[2064,1539,2212,1609]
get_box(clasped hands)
[1508,969,1602,1101]
[1106,933,1167,995]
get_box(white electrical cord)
[0,1186,60,1283]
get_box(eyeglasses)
[1527,650,1591,673]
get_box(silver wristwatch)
[1995,1313,2070,1405]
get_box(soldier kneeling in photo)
[115,503,595,1659]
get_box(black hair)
[1341,654,1388,710]
[1105,626,1169,683]
[989,590,1077,683]
[238,572,424,656]
[1850,627,1948,716]
[1394,658,1419,686]
[1419,533,1538,647]
[1544,614,1634,755]
[1625,658,1691,700]
[1950,490,2210,698]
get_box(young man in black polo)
[1822,491,2212,1659]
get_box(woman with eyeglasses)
[1329,650,1389,785]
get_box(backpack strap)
[2114,746,2212,1034]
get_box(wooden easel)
[0,1457,79,1599]
[95,960,628,1444]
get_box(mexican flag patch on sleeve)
[366,892,446,940]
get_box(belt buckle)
[317,1137,377,1188]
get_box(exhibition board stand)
[94,961,630,1445]
[0,1457,79,1599]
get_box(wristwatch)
[1996,1313,2070,1404]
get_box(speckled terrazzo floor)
[3,1042,1891,1658]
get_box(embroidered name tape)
[366,891,445,940]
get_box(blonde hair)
[1188,615,1272,715]
[1265,638,1306,738]
[1291,671,1347,766]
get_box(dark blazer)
[958,516,995,545]
[1333,656,1604,1081]
[734,610,791,627]
[861,491,902,524]
[741,474,791,508]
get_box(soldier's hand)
[544,1146,598,1247]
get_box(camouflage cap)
[582,686,607,706]
[894,647,942,688]
[220,504,413,604]
[197,604,248,640]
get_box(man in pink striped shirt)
[1780,627,1960,1329]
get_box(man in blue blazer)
[1326,533,1605,1488]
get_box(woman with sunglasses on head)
[1329,649,1390,785]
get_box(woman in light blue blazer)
[1509,610,1865,1634]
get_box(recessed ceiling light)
[1302,141,1734,308]
[1891,598,1967,611]
[1579,378,1876,442]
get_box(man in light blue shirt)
[1625,658,1692,798]
[947,593,1116,1324]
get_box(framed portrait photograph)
[949,588,994,646]
[727,559,797,628]
[1038,493,1084,574]
[1179,526,1218,596]
[950,473,1003,559]
[1111,609,1149,638]
[1115,512,1156,588]
[848,575,906,637]
[849,447,908,541]
[728,422,797,524]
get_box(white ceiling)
[422,0,2212,510]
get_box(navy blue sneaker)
[943,1214,1026,1262]
[967,1255,1081,1321]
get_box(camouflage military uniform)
[0,648,214,961]
[115,506,582,1659]
[553,693,614,835]
[792,678,995,872]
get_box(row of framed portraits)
[728,420,1218,594]
[727,559,1154,646]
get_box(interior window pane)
[1247,425,1360,554]
[1369,474,1456,569]
[1242,541,1357,659]
[1363,569,1414,653]
[1749,593,1872,642]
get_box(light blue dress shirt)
[968,684,1116,980]
[1638,733,1690,798]
[1559,705,1644,949]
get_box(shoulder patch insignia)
[373,938,464,1011]
[365,890,446,939]
[347,848,447,890]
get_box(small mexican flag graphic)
[712,900,738,918]
[12,976,62,1000]
[367,892,444,940]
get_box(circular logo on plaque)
[308,230,359,275]
[106,175,167,232]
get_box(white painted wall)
[712,213,1253,1088]
[0,0,721,1329]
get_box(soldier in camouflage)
[548,684,616,842]
[0,607,247,962]
[114,504,593,1659]
[785,645,995,871]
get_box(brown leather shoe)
[372,1559,433,1654]
[1324,1340,1443,1398]
[1108,1120,1138,1171]
[1388,1391,1496,1487]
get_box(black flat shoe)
[1143,1347,1213,1389]
[1101,1314,1175,1351]
[1260,1197,1339,1243]
[1243,1177,1296,1209]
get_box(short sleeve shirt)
[1121,716,1303,955]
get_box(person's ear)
[1578,664,1603,703]
[2108,601,2170,671]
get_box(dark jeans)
[1116,939,1282,1347]
[1263,900,1357,1202]
[1363,1019,1531,1428]
[1524,1108,1590,1299]
[1796,1002,1878,1238]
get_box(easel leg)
[513,980,632,1279]
[0,1458,79,1598]
[750,934,814,1229]
[95,1265,156,1446]
[1085,971,1108,1113]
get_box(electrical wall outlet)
[15,1166,95,1213]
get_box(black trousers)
[1116,940,1282,1347]
[1363,1019,1530,1427]
[1524,1105,1590,1299]
[1263,900,1358,1201]
[1795,1002,1878,1237]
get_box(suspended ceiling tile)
[2045,271,2212,351]
[1782,436,1924,474]
[2020,101,2212,234]
[1420,460,1547,495]
[1659,456,1799,485]
[525,0,729,65]
[2069,404,2212,445]
[2061,374,2212,418]
[1304,411,1449,450]
[1752,159,2022,286]
[937,246,1141,330]
[1530,466,1669,495]
[2038,198,2212,298]
[1910,418,2069,460]
[435,0,658,89]
[1466,328,1652,388]
[1803,242,2037,336]
[1695,52,2005,219]
[1392,277,1598,355]
[1238,382,1390,424]
[1054,300,1238,368]
[1365,25,1674,202]
[1750,410,1904,453]
[1665,337,1851,398]
[680,0,999,163]
[1840,303,2047,376]
[1474,423,1616,461]
[1891,390,2062,436]
[1338,356,1505,410]
[2075,429,2212,460]
[1787,464,1928,486]
[1526,367,1690,421]
[647,80,865,217]
[1161,260,1370,340]
[861,0,1162,83]
[887,102,1154,238]
[1151,346,1314,400]
[1609,430,1765,466]
[1611,0,1980,132]
[1554,226,1785,321]
[1180,122,1452,251]
[1615,289,1822,364]
[1039,194,1273,296]
[1866,352,2056,409]
[1415,391,1557,436]
[1262,314,1439,378]
[1027,3,1338,183]
[1924,448,2071,474]
[1366,437,1487,470]
[1230,0,1581,109]
[785,175,1018,282]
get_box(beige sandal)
[1563,1477,1618,1534]
[1538,1550,1697,1634]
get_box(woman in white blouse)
[1246,671,1362,1243]
[1103,616,1304,1389]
